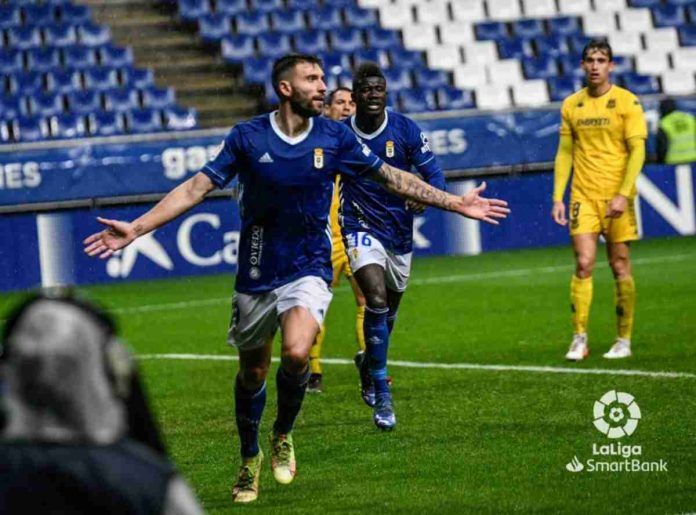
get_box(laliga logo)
[593,390,641,439]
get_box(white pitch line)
[107,252,695,316]
[137,353,696,380]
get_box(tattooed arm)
[368,163,510,224]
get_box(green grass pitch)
[2,236,695,513]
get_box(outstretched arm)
[368,163,509,224]
[83,171,216,259]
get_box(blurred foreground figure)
[0,292,203,515]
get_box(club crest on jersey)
[314,148,324,169]
[606,99,616,109]
[386,140,395,158]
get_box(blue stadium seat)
[78,23,111,47]
[83,67,120,91]
[628,0,660,6]
[121,68,155,89]
[653,5,687,27]
[43,23,78,47]
[25,48,61,72]
[63,45,98,69]
[257,33,292,59]
[23,4,57,26]
[330,27,364,53]
[126,108,163,133]
[547,76,580,101]
[0,95,24,119]
[88,110,126,136]
[436,87,475,110]
[475,21,508,41]
[547,16,582,36]
[366,28,401,50]
[27,91,64,117]
[46,69,82,93]
[164,106,197,130]
[178,0,210,22]
[221,34,255,64]
[67,90,102,114]
[352,48,388,68]
[498,38,534,59]
[0,120,9,143]
[558,54,585,78]
[103,88,139,111]
[263,81,279,105]
[243,56,273,84]
[216,0,246,16]
[319,51,351,74]
[50,112,87,139]
[8,71,44,95]
[666,0,696,5]
[687,4,696,24]
[399,88,436,113]
[287,0,316,8]
[569,35,592,55]
[236,11,270,37]
[0,49,25,74]
[523,55,559,80]
[309,6,344,30]
[0,5,21,29]
[415,69,449,89]
[249,0,284,13]
[389,48,425,68]
[534,35,570,58]
[99,45,134,67]
[7,27,42,50]
[141,86,175,109]
[620,73,660,94]
[679,26,696,45]
[344,5,378,29]
[383,67,412,91]
[57,3,91,24]
[13,115,49,142]
[324,0,354,6]
[198,13,231,43]
[512,19,546,39]
[294,31,328,55]
[270,10,306,34]
[612,55,634,75]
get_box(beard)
[289,91,323,118]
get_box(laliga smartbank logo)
[565,390,668,474]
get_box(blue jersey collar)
[350,111,389,140]
[270,111,314,145]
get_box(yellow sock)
[615,276,636,339]
[355,305,366,352]
[570,275,593,335]
[309,324,325,375]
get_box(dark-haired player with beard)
[84,54,509,503]
[340,62,448,431]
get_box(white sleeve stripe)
[415,155,435,167]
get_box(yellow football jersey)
[330,175,342,243]
[560,85,647,200]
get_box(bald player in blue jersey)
[341,62,447,430]
[83,54,510,504]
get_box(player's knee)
[609,256,630,278]
[239,365,269,389]
[364,292,388,310]
[575,255,595,277]
[280,346,310,373]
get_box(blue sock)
[273,366,310,435]
[235,376,266,458]
[364,305,390,395]
[386,307,398,335]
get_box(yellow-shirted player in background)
[307,87,366,392]
[552,39,647,361]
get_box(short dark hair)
[352,62,386,91]
[582,38,613,62]
[326,87,352,106]
[271,53,323,98]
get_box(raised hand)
[451,182,510,225]
[83,217,138,259]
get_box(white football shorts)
[344,231,412,292]
[227,275,333,351]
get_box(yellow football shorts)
[331,236,352,286]
[569,197,639,242]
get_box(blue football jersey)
[340,110,445,255]
[201,112,383,294]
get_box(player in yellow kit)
[307,88,366,392]
[552,39,647,361]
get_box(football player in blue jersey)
[83,54,509,504]
[341,62,447,430]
